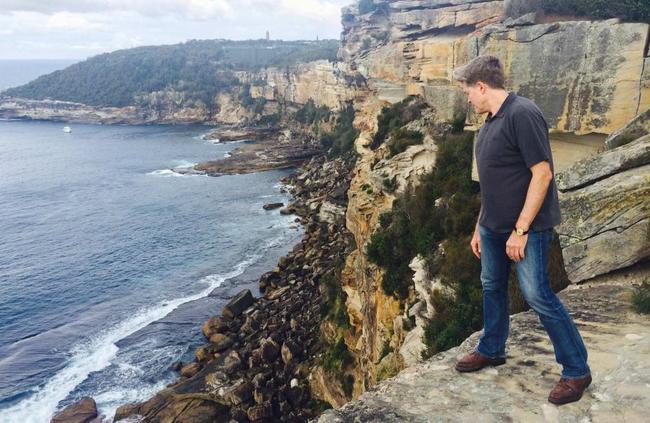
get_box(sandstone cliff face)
[0,60,358,125]
[340,0,649,134]
[309,0,650,409]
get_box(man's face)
[460,81,487,114]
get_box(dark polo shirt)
[475,91,562,233]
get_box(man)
[451,55,592,405]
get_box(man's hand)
[506,231,527,262]
[470,229,481,259]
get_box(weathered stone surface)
[202,316,230,338]
[222,289,254,318]
[212,335,235,353]
[605,108,650,150]
[224,381,253,406]
[316,264,650,422]
[51,397,98,423]
[556,134,650,191]
[180,362,202,378]
[114,388,230,423]
[345,2,649,135]
[557,164,650,283]
[474,20,649,134]
[239,60,357,110]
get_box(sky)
[0,0,353,60]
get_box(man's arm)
[515,160,553,230]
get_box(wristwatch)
[515,227,529,236]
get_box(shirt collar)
[485,91,516,122]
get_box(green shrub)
[320,270,352,328]
[632,279,650,314]
[383,175,398,192]
[252,97,267,115]
[295,98,331,124]
[505,0,650,22]
[379,341,394,361]
[358,0,378,15]
[256,112,279,127]
[387,129,424,158]
[370,95,427,150]
[320,103,360,159]
[451,112,467,134]
[366,131,480,301]
[321,335,353,373]
[341,374,355,397]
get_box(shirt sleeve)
[513,107,551,168]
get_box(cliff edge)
[316,261,650,423]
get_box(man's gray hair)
[452,55,506,89]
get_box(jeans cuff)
[561,370,591,380]
[475,346,506,360]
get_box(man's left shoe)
[548,373,592,405]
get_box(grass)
[632,279,650,314]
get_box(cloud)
[46,12,106,30]
[0,0,352,59]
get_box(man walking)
[451,55,592,405]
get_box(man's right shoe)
[455,350,506,372]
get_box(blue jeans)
[475,224,591,379]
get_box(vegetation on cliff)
[505,0,650,22]
[319,103,360,160]
[2,39,339,108]
[632,278,650,314]
[366,125,570,359]
[369,95,427,151]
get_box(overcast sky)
[0,0,353,60]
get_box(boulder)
[51,397,98,423]
[224,381,253,406]
[222,289,254,318]
[605,108,650,150]
[180,362,201,378]
[247,402,274,421]
[263,202,284,210]
[202,316,230,338]
[556,134,650,191]
[557,164,650,282]
[210,333,234,352]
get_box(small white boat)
[62,126,72,133]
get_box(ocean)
[0,120,303,421]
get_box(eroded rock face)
[556,128,650,283]
[316,263,650,423]
[342,1,649,135]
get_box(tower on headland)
[266,30,269,41]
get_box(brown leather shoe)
[548,374,592,405]
[455,350,506,372]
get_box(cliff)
[316,262,650,422]
[50,1,650,421]
[0,60,358,125]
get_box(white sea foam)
[146,160,203,177]
[0,249,269,423]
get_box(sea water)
[0,120,303,421]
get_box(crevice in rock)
[389,1,498,14]
[505,23,562,43]
[404,24,477,42]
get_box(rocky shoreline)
[102,152,356,422]
[193,126,323,177]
